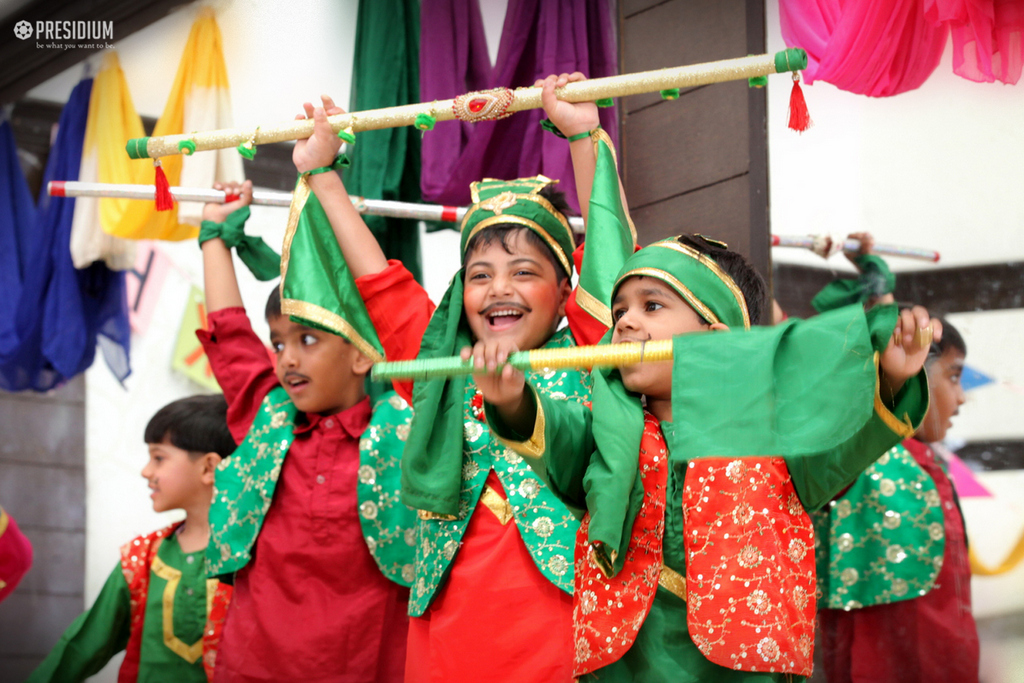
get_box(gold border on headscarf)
[463,215,572,276]
[574,284,613,328]
[614,267,721,326]
[589,127,638,244]
[279,175,312,287]
[281,298,386,363]
[650,240,751,329]
[460,194,575,260]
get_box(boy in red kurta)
[198,182,408,683]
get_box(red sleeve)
[0,510,33,603]
[196,307,279,444]
[356,260,435,403]
[567,242,611,347]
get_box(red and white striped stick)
[47,181,939,262]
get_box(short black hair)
[462,185,573,283]
[675,234,769,326]
[144,395,236,459]
[928,318,967,363]
[265,283,281,321]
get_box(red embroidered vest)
[571,418,817,677]
[118,523,233,683]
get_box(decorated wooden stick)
[372,340,674,382]
[771,235,940,263]
[125,49,808,160]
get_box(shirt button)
[186,588,194,596]
[186,556,195,564]
[325,419,335,429]
[317,475,326,484]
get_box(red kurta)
[199,308,408,683]
[820,438,980,683]
[357,261,577,682]
[0,507,33,603]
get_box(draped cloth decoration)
[109,8,243,241]
[347,0,423,282]
[419,0,618,213]
[69,51,138,270]
[0,79,131,391]
[779,0,1023,96]
[925,0,1024,84]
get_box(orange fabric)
[119,522,180,683]
[682,457,816,676]
[571,412,668,676]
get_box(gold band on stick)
[370,340,674,382]
[126,49,807,160]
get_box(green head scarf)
[401,176,577,515]
[586,236,751,576]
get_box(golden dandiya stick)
[125,49,808,160]
[371,340,674,382]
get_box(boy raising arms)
[482,234,936,682]
[291,85,616,680]
[29,395,235,682]
[197,182,408,682]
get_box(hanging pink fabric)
[779,0,949,96]
[419,0,617,212]
[925,0,1024,84]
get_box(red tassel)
[153,161,174,211]
[788,75,812,133]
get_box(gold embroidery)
[480,485,514,525]
[280,298,384,362]
[151,556,203,663]
[574,284,613,328]
[658,564,687,600]
[873,352,918,438]
[492,386,546,459]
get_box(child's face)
[916,348,966,443]
[462,231,571,351]
[269,316,372,415]
[141,439,214,513]
[611,275,710,400]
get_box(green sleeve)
[485,385,595,513]
[787,368,929,511]
[26,563,131,683]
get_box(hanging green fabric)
[812,254,896,312]
[346,0,423,282]
[197,206,281,281]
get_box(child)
[482,234,935,682]
[28,395,236,682]
[813,255,979,682]
[196,181,409,682]
[290,84,619,680]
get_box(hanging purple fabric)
[779,0,949,97]
[0,78,131,392]
[420,0,617,212]
[0,119,37,362]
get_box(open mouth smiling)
[283,372,311,391]
[481,303,530,331]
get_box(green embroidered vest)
[408,327,589,617]
[814,442,946,609]
[206,386,296,577]
[358,392,419,586]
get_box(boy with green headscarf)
[482,227,938,681]
[290,88,627,680]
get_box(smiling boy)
[290,86,624,679]
[29,395,236,683]
[197,181,409,683]
[483,234,936,682]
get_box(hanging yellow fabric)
[69,51,140,269]
[108,8,242,241]
[969,528,1024,576]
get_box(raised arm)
[200,180,252,313]
[292,96,389,278]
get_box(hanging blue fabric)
[0,118,38,363]
[0,78,131,391]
